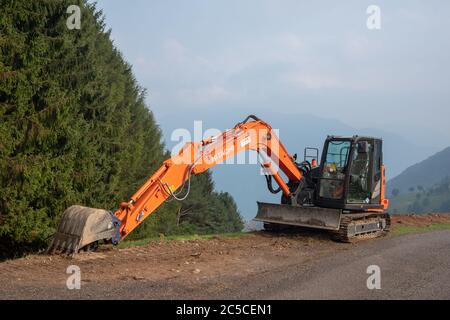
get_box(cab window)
[319,140,351,199]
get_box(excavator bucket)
[48,205,118,254]
[254,202,342,231]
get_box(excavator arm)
[116,115,302,239]
[49,115,303,252]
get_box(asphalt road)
[2,229,450,299]
[60,229,450,299]
[223,229,450,299]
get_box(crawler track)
[332,213,391,242]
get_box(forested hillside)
[388,145,450,214]
[388,146,450,196]
[390,176,450,214]
[0,0,243,258]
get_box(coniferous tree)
[0,0,243,258]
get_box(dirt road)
[1,214,450,299]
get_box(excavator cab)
[315,136,385,211]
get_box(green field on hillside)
[389,176,450,214]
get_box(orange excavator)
[48,115,390,253]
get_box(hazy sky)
[94,0,450,149]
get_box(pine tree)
[0,0,243,258]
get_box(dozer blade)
[254,202,341,230]
[48,205,119,254]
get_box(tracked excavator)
[48,115,390,254]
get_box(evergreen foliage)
[0,0,243,258]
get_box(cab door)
[347,139,373,204]
[370,139,383,204]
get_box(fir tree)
[0,0,243,258]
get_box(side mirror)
[357,141,369,153]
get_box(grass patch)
[393,223,450,236]
[118,232,248,249]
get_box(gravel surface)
[1,214,449,299]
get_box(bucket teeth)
[48,205,117,255]
[47,234,80,255]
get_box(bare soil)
[1,213,449,299]
[391,213,450,227]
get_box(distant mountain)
[389,176,450,214]
[387,146,450,196]
[156,108,435,220]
